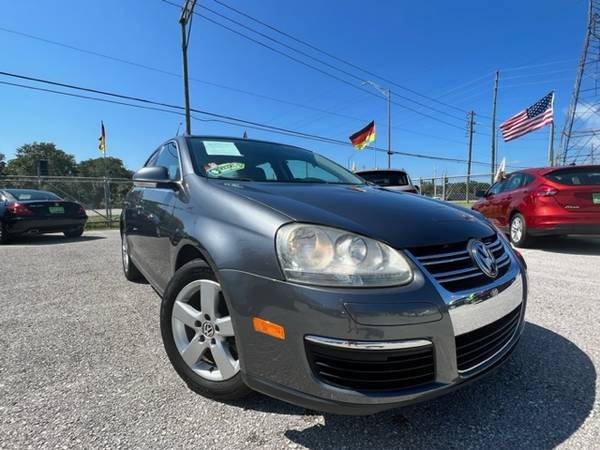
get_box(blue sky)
[0,0,586,178]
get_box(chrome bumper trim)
[305,335,432,351]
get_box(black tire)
[121,233,143,281]
[509,213,532,248]
[160,259,251,401]
[64,227,84,238]
[0,222,9,245]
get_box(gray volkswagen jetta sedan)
[121,136,527,415]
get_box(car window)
[521,174,535,187]
[358,171,409,186]
[145,148,161,167]
[487,181,505,195]
[545,167,600,185]
[285,159,339,182]
[501,174,523,192]
[154,142,180,181]
[186,138,364,184]
[4,189,61,201]
[256,162,277,180]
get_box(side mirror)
[475,189,487,198]
[133,166,177,189]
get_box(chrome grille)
[410,234,511,292]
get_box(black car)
[0,189,87,244]
[121,136,527,415]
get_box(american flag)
[500,92,554,142]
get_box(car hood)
[215,182,494,248]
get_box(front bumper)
[218,244,526,415]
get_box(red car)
[472,165,600,247]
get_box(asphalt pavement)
[0,230,598,449]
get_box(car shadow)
[5,234,106,246]
[240,323,595,449]
[532,235,600,256]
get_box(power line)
[0,26,472,146]
[160,0,468,130]
[210,0,473,116]
[0,70,494,166]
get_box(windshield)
[358,171,409,186]
[5,189,61,201]
[545,167,600,186]
[186,138,365,185]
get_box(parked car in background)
[121,136,527,415]
[472,165,600,247]
[355,169,419,193]
[0,189,87,244]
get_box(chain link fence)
[416,173,494,203]
[0,175,133,227]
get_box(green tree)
[77,157,133,209]
[0,153,6,176]
[5,142,77,176]
[77,156,133,179]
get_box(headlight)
[275,223,414,287]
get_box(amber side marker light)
[253,317,285,340]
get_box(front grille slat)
[455,305,522,371]
[410,233,512,292]
[306,340,436,392]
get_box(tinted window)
[154,143,180,180]
[5,189,61,201]
[501,174,523,192]
[522,174,535,186]
[358,171,409,186]
[488,181,505,195]
[545,167,600,185]
[186,138,364,184]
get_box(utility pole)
[490,70,499,184]
[363,81,392,168]
[179,0,197,136]
[466,111,475,202]
[548,121,555,166]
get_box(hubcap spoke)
[172,301,201,329]
[211,340,238,379]
[181,338,208,367]
[215,316,234,337]
[200,280,220,319]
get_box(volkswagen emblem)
[467,239,498,278]
[201,321,215,338]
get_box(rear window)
[358,171,409,186]
[545,167,600,186]
[5,189,61,201]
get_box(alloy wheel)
[122,236,129,270]
[171,279,239,381]
[511,216,523,243]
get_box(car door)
[495,174,524,228]
[476,181,504,221]
[134,142,181,289]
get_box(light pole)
[179,0,197,136]
[363,80,392,168]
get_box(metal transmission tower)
[559,0,600,165]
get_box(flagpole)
[548,91,555,166]
[548,121,555,166]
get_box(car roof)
[514,164,600,176]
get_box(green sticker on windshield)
[206,162,245,176]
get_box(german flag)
[349,121,375,149]
[98,121,106,154]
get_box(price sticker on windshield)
[203,141,242,157]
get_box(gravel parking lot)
[0,230,598,449]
